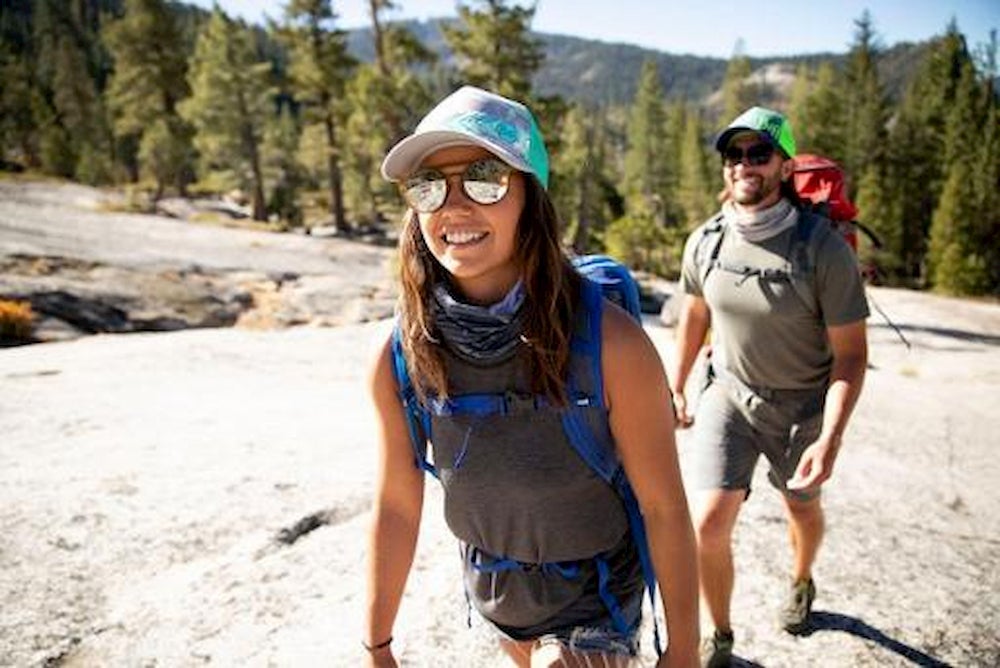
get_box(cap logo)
[760,114,784,140]
[440,104,531,158]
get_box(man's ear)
[780,158,795,181]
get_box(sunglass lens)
[462,159,510,205]
[747,144,774,165]
[723,147,744,165]
[403,170,447,213]
[723,144,774,166]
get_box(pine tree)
[277,0,356,232]
[442,0,543,101]
[339,0,434,224]
[676,105,717,228]
[786,63,813,148]
[884,24,975,283]
[104,0,193,196]
[554,103,611,253]
[262,105,305,228]
[180,8,271,221]
[622,59,669,221]
[927,57,993,294]
[842,11,889,189]
[854,162,902,279]
[799,62,847,160]
[32,0,113,182]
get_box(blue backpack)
[389,255,661,654]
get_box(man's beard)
[731,171,783,207]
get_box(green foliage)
[854,163,903,279]
[443,0,543,100]
[928,161,992,295]
[603,212,683,277]
[721,45,758,122]
[676,105,718,227]
[276,0,355,230]
[104,0,193,193]
[622,60,671,221]
[180,8,271,220]
[842,11,889,187]
[552,104,616,253]
[790,62,847,161]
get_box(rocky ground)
[0,181,397,341]
[1,181,998,667]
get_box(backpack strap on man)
[786,210,833,318]
[693,213,727,288]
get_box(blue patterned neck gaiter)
[431,280,526,364]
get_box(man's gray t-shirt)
[680,210,869,390]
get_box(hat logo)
[761,115,783,139]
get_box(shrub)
[0,299,34,343]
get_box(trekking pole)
[866,289,912,350]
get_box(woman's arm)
[602,306,700,668]
[364,334,426,666]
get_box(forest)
[0,0,997,296]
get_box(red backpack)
[790,154,861,250]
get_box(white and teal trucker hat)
[380,85,550,189]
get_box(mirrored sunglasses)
[722,143,775,167]
[402,158,513,213]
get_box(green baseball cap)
[715,106,797,158]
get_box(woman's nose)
[441,174,470,208]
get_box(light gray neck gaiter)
[722,197,798,242]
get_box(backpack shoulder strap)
[561,279,664,655]
[693,213,727,287]
[390,324,438,478]
[787,210,833,318]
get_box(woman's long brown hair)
[396,174,580,405]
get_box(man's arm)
[670,295,711,428]
[787,320,868,490]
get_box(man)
[670,107,869,667]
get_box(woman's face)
[414,145,526,304]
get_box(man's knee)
[784,495,824,524]
[696,490,744,550]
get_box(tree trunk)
[324,112,347,233]
[368,0,404,143]
[242,121,266,221]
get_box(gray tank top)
[432,345,629,564]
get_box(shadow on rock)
[801,611,952,667]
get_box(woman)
[365,86,698,667]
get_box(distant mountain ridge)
[345,18,931,107]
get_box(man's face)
[721,132,792,211]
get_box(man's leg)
[779,493,823,633]
[695,489,746,634]
[782,494,824,581]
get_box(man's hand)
[786,434,841,491]
[673,389,694,429]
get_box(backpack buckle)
[503,391,539,415]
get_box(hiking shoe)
[780,577,816,634]
[701,628,734,668]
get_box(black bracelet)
[362,636,393,652]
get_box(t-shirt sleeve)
[815,231,870,326]
[679,228,705,297]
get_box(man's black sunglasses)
[722,143,775,167]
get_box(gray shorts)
[690,378,825,501]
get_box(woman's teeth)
[444,230,487,245]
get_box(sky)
[190,0,999,59]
